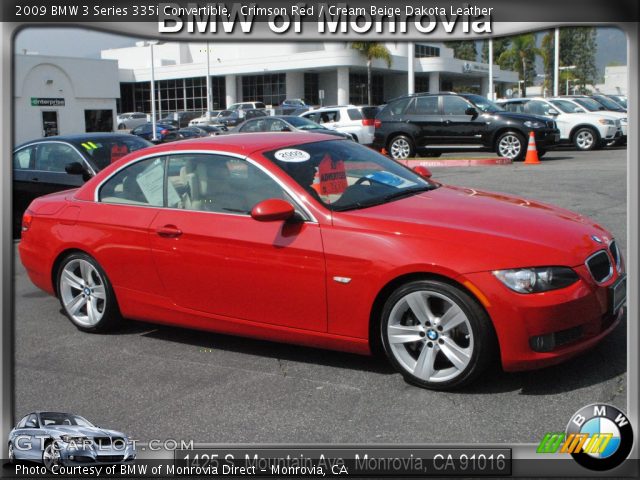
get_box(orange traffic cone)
[524,131,540,164]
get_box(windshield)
[286,117,325,130]
[72,136,152,170]
[593,96,625,111]
[548,99,580,113]
[263,140,437,211]
[572,98,606,112]
[609,96,627,108]
[463,94,504,113]
[40,412,94,427]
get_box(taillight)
[362,118,375,127]
[374,119,382,129]
[22,210,33,232]
[161,129,169,135]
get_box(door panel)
[439,96,487,144]
[404,97,442,148]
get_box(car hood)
[46,426,126,438]
[339,185,612,270]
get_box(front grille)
[586,250,612,283]
[96,455,125,463]
[609,241,620,268]
[93,437,111,447]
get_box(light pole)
[206,41,213,117]
[136,40,160,141]
[488,38,494,100]
[559,65,576,96]
[553,28,560,96]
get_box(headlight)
[597,118,615,125]
[493,267,579,293]
[523,121,543,129]
[620,118,627,125]
[60,435,90,445]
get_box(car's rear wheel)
[388,135,415,160]
[573,127,598,151]
[380,279,496,390]
[496,131,526,161]
[42,441,60,471]
[57,252,121,332]
[8,442,15,464]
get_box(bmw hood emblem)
[591,235,603,244]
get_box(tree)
[350,42,392,105]
[497,34,539,97]
[539,31,555,97]
[560,27,598,93]
[445,40,477,61]
[481,38,509,63]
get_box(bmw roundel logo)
[426,330,438,341]
[565,404,633,471]
[591,235,603,244]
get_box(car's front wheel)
[572,127,599,151]
[8,442,15,464]
[57,252,122,332]
[496,131,526,161]
[388,135,415,160]
[42,441,61,471]
[380,279,496,390]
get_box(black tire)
[380,279,497,390]
[572,127,599,151]
[387,135,415,160]
[117,124,125,130]
[495,131,526,161]
[56,252,122,333]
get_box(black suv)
[373,92,560,161]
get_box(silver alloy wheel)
[575,130,595,150]
[42,442,60,471]
[390,137,411,159]
[60,259,106,327]
[386,290,474,383]
[497,134,522,159]
[8,443,14,463]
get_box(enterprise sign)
[31,97,65,107]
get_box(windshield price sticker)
[174,448,511,476]
[274,149,311,163]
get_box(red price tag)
[110,144,129,163]
[318,154,348,195]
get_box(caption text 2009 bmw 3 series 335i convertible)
[19,132,626,390]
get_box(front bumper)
[463,264,624,371]
[534,128,561,149]
[59,444,136,465]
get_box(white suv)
[300,105,379,145]
[498,98,622,151]
[552,97,627,145]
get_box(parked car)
[8,411,135,470]
[605,94,627,109]
[497,97,622,151]
[177,127,209,139]
[19,133,624,390]
[181,125,225,137]
[227,101,266,111]
[374,92,560,161]
[552,97,627,144]
[590,94,627,113]
[188,111,224,126]
[13,133,152,237]
[116,112,148,130]
[159,111,203,128]
[278,99,313,115]
[216,108,268,127]
[299,105,378,145]
[238,115,353,140]
[130,123,182,143]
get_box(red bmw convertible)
[19,133,625,389]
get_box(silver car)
[8,412,135,470]
[116,112,149,130]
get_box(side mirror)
[65,161,86,175]
[251,199,295,222]
[465,107,478,116]
[547,109,560,116]
[413,166,432,179]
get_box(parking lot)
[13,146,627,445]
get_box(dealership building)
[101,41,518,114]
[14,42,518,144]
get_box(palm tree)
[497,34,540,97]
[350,42,392,105]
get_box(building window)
[349,73,384,105]
[304,73,319,104]
[415,44,440,58]
[415,76,431,93]
[241,73,286,107]
[85,110,113,132]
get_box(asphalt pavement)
[13,146,627,445]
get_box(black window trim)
[95,150,317,223]
[14,141,95,175]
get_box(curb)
[400,157,512,167]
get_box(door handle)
[156,225,183,238]
[31,177,39,181]
[443,120,452,125]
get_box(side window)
[413,96,439,115]
[526,100,548,116]
[16,415,29,428]
[304,112,321,123]
[269,119,288,131]
[14,147,35,170]
[389,97,412,116]
[319,111,340,123]
[166,154,288,214]
[25,414,38,428]
[346,108,362,120]
[442,96,472,116]
[99,157,165,206]
[34,143,83,172]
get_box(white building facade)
[101,42,518,115]
[15,54,120,144]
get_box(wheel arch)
[569,124,601,142]
[491,127,525,150]
[368,271,500,360]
